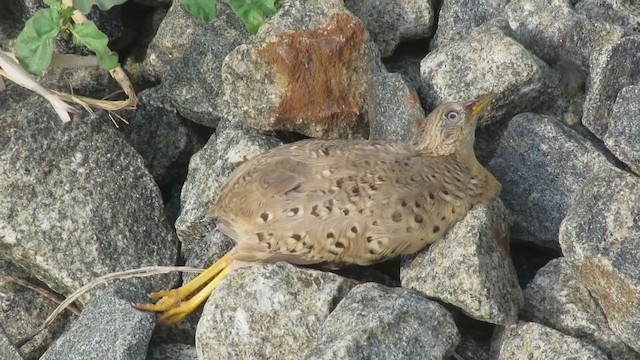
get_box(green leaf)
[72,0,127,14]
[179,0,217,22]
[15,8,61,75]
[97,51,119,70]
[229,0,276,34]
[44,0,61,9]
[70,21,118,71]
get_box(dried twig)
[62,0,138,109]
[0,54,76,123]
[0,275,81,316]
[14,266,203,348]
[0,1,138,124]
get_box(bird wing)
[212,139,475,266]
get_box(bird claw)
[134,292,182,312]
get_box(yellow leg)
[134,252,234,325]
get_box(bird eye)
[445,111,459,122]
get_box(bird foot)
[133,253,234,326]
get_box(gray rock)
[147,343,197,360]
[344,0,435,57]
[523,258,640,360]
[383,52,423,92]
[505,0,624,70]
[605,85,640,177]
[196,262,357,360]
[401,199,523,325]
[221,0,384,138]
[454,336,490,360]
[431,0,508,48]
[183,230,235,284]
[0,260,73,360]
[559,167,640,352]
[41,283,155,360]
[582,36,640,139]
[41,66,120,101]
[575,0,640,36]
[369,72,425,142]
[143,1,220,80]
[0,95,179,301]
[0,326,22,360]
[121,88,204,188]
[152,2,249,126]
[308,283,459,360]
[488,113,612,246]
[419,26,554,125]
[174,118,282,249]
[490,321,608,360]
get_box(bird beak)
[465,93,496,120]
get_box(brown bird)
[135,94,501,325]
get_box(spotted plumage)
[136,94,501,325]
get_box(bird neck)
[457,151,502,203]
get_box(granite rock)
[401,199,523,325]
[344,0,435,57]
[0,326,22,360]
[308,283,460,360]
[582,36,640,139]
[604,84,640,174]
[0,260,71,360]
[419,26,554,125]
[559,167,640,352]
[222,0,383,138]
[491,321,608,360]
[368,72,425,142]
[151,2,249,126]
[505,0,624,70]
[0,94,179,302]
[488,113,612,246]
[40,283,155,360]
[431,0,508,48]
[196,262,357,360]
[121,88,204,189]
[523,258,640,360]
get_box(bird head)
[411,94,495,157]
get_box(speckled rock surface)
[559,167,640,353]
[174,118,282,249]
[491,322,608,359]
[523,258,640,360]
[0,260,73,360]
[368,72,425,142]
[431,0,508,48]
[222,0,383,139]
[575,0,640,35]
[0,94,179,301]
[150,2,249,126]
[143,0,248,82]
[147,343,197,360]
[0,326,22,360]
[505,0,623,70]
[196,262,357,360]
[40,283,155,360]
[582,36,640,139]
[419,26,554,125]
[604,85,640,173]
[121,88,204,188]
[401,199,523,325]
[488,113,612,246]
[308,283,459,360]
[344,0,435,57]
